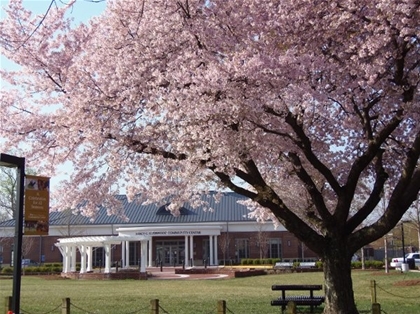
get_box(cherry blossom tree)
[1,0,419,313]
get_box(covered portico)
[55,235,150,274]
[117,224,222,267]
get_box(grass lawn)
[1,270,419,314]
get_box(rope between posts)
[19,303,61,314]
[226,306,235,313]
[123,304,151,314]
[376,283,420,299]
[70,301,97,313]
[158,304,171,314]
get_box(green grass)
[0,270,419,314]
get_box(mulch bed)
[394,279,420,286]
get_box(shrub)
[39,266,54,273]
[365,260,384,269]
[253,259,261,265]
[44,263,62,268]
[351,261,362,268]
[51,266,62,273]
[22,266,38,273]
[1,267,13,274]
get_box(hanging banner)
[24,175,50,235]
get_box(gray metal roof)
[0,192,256,227]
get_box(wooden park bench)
[271,284,325,313]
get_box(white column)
[80,245,87,273]
[214,235,218,266]
[121,241,125,268]
[70,245,76,272]
[184,236,189,267]
[64,245,70,273]
[148,239,153,267]
[104,244,111,273]
[140,240,147,273]
[190,236,194,266]
[86,246,93,272]
[125,241,130,268]
[209,235,214,266]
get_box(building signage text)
[135,230,202,236]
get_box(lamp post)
[0,153,25,314]
[384,235,388,274]
[401,222,406,264]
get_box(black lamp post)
[401,222,406,264]
[0,153,25,314]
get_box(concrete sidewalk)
[146,266,229,280]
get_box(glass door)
[155,240,185,266]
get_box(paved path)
[146,267,229,280]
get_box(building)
[0,192,318,270]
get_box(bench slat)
[272,284,322,291]
[271,299,324,306]
[276,296,325,300]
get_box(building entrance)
[155,240,185,266]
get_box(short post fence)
[217,300,226,314]
[150,299,159,314]
[4,297,230,314]
[4,297,11,314]
[62,298,70,314]
[286,301,296,314]
[370,280,381,314]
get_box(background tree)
[0,167,17,222]
[251,223,269,261]
[218,232,231,266]
[404,199,420,250]
[1,1,419,313]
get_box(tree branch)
[283,110,342,195]
[345,150,388,233]
[287,152,333,223]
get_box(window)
[92,247,104,267]
[129,242,140,265]
[268,238,282,259]
[235,239,249,262]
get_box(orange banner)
[24,175,50,235]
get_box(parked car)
[21,259,39,267]
[390,252,420,269]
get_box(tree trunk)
[322,248,358,314]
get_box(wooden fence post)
[370,280,377,304]
[217,300,226,314]
[4,296,12,314]
[61,298,70,314]
[372,303,381,314]
[286,301,297,314]
[150,299,159,314]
